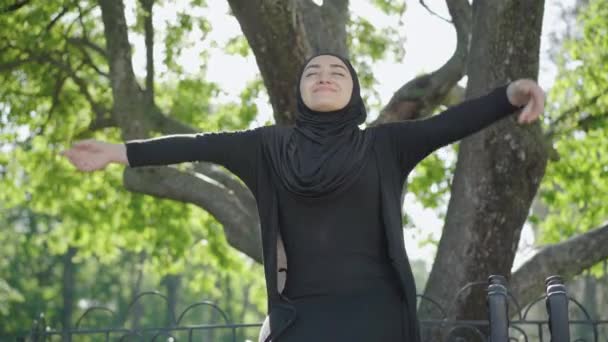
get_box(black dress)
[127,129,407,341]
[124,84,521,341]
[276,156,405,341]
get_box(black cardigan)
[126,84,520,341]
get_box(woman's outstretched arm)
[123,128,261,170]
[386,79,545,170]
[61,127,263,186]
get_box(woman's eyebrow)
[303,64,347,72]
[304,64,321,71]
[329,64,348,71]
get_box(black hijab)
[263,53,375,197]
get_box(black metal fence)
[10,275,608,342]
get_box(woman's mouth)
[314,86,336,93]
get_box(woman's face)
[299,55,354,112]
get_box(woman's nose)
[317,73,331,83]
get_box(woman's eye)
[332,72,345,76]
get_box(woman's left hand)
[506,79,546,124]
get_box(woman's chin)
[309,102,346,112]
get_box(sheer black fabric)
[262,53,374,198]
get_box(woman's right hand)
[60,139,127,172]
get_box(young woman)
[62,53,544,341]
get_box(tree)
[512,0,608,309]
[1,0,607,336]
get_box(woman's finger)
[73,139,96,150]
[518,100,533,123]
[528,98,538,122]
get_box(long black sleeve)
[125,126,263,188]
[384,84,521,171]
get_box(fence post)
[487,275,509,342]
[545,275,570,342]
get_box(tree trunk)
[128,252,145,329]
[163,274,180,327]
[511,222,608,314]
[61,247,77,341]
[420,0,548,338]
[227,0,348,124]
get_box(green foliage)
[0,0,266,334]
[155,75,262,132]
[537,0,608,275]
[407,151,455,212]
[0,205,266,336]
[0,279,24,316]
[347,6,407,113]
[371,0,407,16]
[224,35,251,57]
[539,129,608,242]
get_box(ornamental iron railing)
[7,275,608,342]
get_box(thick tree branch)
[297,0,349,57]
[45,5,70,32]
[321,0,349,10]
[4,6,255,224]
[66,38,110,78]
[4,2,259,264]
[0,58,34,72]
[228,0,348,124]
[371,0,472,125]
[146,106,258,212]
[123,166,262,262]
[1,0,30,13]
[65,38,107,60]
[227,0,308,124]
[419,0,452,23]
[511,222,608,312]
[96,0,258,241]
[139,0,155,105]
[98,0,145,138]
[81,53,110,78]
[96,2,229,236]
[88,115,116,131]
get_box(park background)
[0,0,607,340]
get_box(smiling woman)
[61,51,544,342]
[298,55,354,112]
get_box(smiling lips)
[314,85,337,93]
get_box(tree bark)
[227,0,349,125]
[511,222,608,313]
[97,0,263,260]
[371,0,472,125]
[419,0,548,332]
[122,166,263,262]
[163,274,180,327]
[98,0,147,138]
